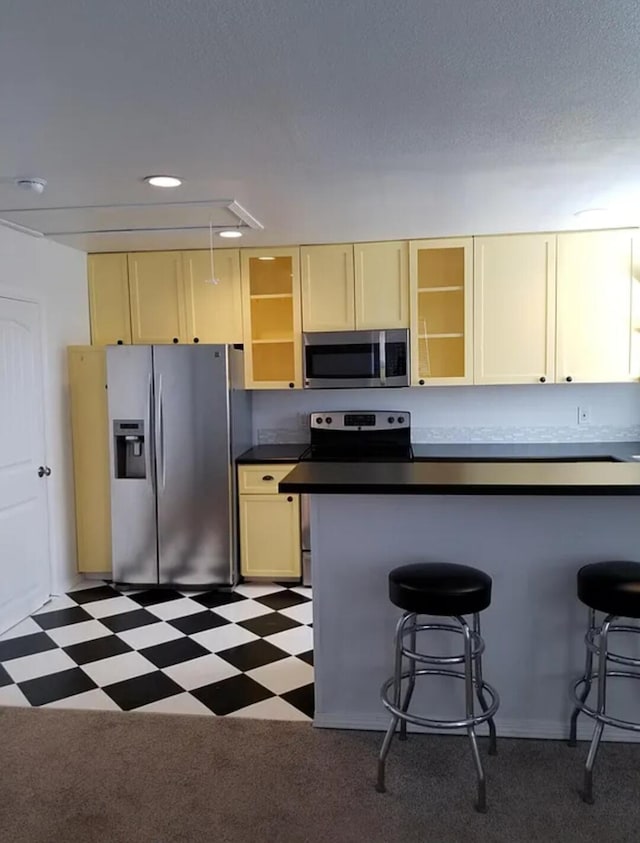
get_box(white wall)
[0,224,89,595]
[253,383,640,444]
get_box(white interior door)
[0,295,50,633]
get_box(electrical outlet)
[578,406,590,425]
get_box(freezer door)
[153,345,233,586]
[106,346,158,585]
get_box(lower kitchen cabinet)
[68,346,112,573]
[238,464,301,579]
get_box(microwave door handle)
[379,330,386,385]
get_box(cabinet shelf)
[418,286,464,293]
[251,337,294,345]
[418,333,464,339]
[250,293,294,300]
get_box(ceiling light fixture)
[144,175,182,188]
[574,207,607,219]
[15,177,47,194]
[219,229,243,238]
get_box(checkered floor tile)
[0,582,313,720]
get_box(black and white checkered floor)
[0,581,313,720]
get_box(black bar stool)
[569,560,640,803]
[376,563,499,812]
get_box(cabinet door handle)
[566,376,573,382]
[262,474,274,481]
[419,379,425,386]
[287,496,293,502]
[539,376,546,383]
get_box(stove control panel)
[310,411,411,430]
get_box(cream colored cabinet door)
[182,249,243,344]
[128,251,188,344]
[239,494,301,579]
[88,253,132,345]
[410,238,473,385]
[301,244,355,331]
[241,247,302,389]
[354,241,409,330]
[68,347,112,573]
[556,230,640,383]
[474,234,556,385]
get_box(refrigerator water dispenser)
[114,420,146,479]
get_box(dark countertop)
[279,460,640,495]
[239,441,640,465]
[411,442,640,462]
[236,444,308,464]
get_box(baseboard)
[313,712,640,743]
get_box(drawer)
[238,464,298,495]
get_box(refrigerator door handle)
[147,372,156,494]
[157,373,166,490]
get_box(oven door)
[303,330,382,388]
[303,329,409,388]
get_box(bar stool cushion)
[577,561,640,618]
[389,563,492,616]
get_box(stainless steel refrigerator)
[106,345,251,588]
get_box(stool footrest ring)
[381,668,499,730]
[571,671,640,732]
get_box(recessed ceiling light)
[258,256,275,261]
[144,175,182,188]
[219,229,243,239]
[574,207,607,219]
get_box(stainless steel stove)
[300,411,413,462]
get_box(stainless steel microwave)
[303,329,410,389]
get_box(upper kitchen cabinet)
[410,238,473,385]
[556,230,640,383]
[354,241,409,330]
[88,253,132,345]
[241,248,302,388]
[474,234,556,385]
[128,251,188,344]
[301,244,355,331]
[182,249,243,344]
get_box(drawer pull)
[262,474,274,481]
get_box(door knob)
[45,466,52,476]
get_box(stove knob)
[388,416,395,424]
[326,416,333,425]
[316,417,323,424]
[398,416,405,424]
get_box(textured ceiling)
[1,0,640,251]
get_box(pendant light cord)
[209,219,216,284]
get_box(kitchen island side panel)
[311,494,640,739]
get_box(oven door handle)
[379,330,386,385]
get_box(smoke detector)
[15,177,47,194]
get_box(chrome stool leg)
[463,618,487,812]
[376,611,499,809]
[581,616,612,804]
[399,613,417,741]
[376,613,410,793]
[473,613,497,756]
[569,608,596,747]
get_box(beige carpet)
[1,706,639,843]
